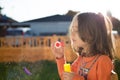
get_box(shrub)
[114,59,120,80]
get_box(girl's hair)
[70,12,115,59]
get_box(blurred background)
[0,0,120,80]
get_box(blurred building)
[0,13,18,37]
[23,15,73,36]
[23,10,78,36]
[0,12,30,37]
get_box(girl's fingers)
[63,72,74,80]
[51,42,56,53]
[63,72,70,80]
[51,42,55,48]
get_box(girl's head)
[69,12,115,59]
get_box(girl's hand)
[63,72,75,80]
[51,41,64,58]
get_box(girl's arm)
[56,57,65,80]
[56,56,85,80]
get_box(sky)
[0,0,120,22]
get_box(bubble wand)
[55,41,71,72]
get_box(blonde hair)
[69,12,115,59]
[104,15,116,59]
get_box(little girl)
[51,12,115,80]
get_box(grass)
[0,60,60,80]
[0,59,120,80]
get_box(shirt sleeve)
[56,56,85,80]
[56,57,65,80]
[97,55,113,80]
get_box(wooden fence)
[0,36,77,62]
[0,35,120,62]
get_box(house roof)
[0,14,17,23]
[0,23,30,27]
[24,14,73,22]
